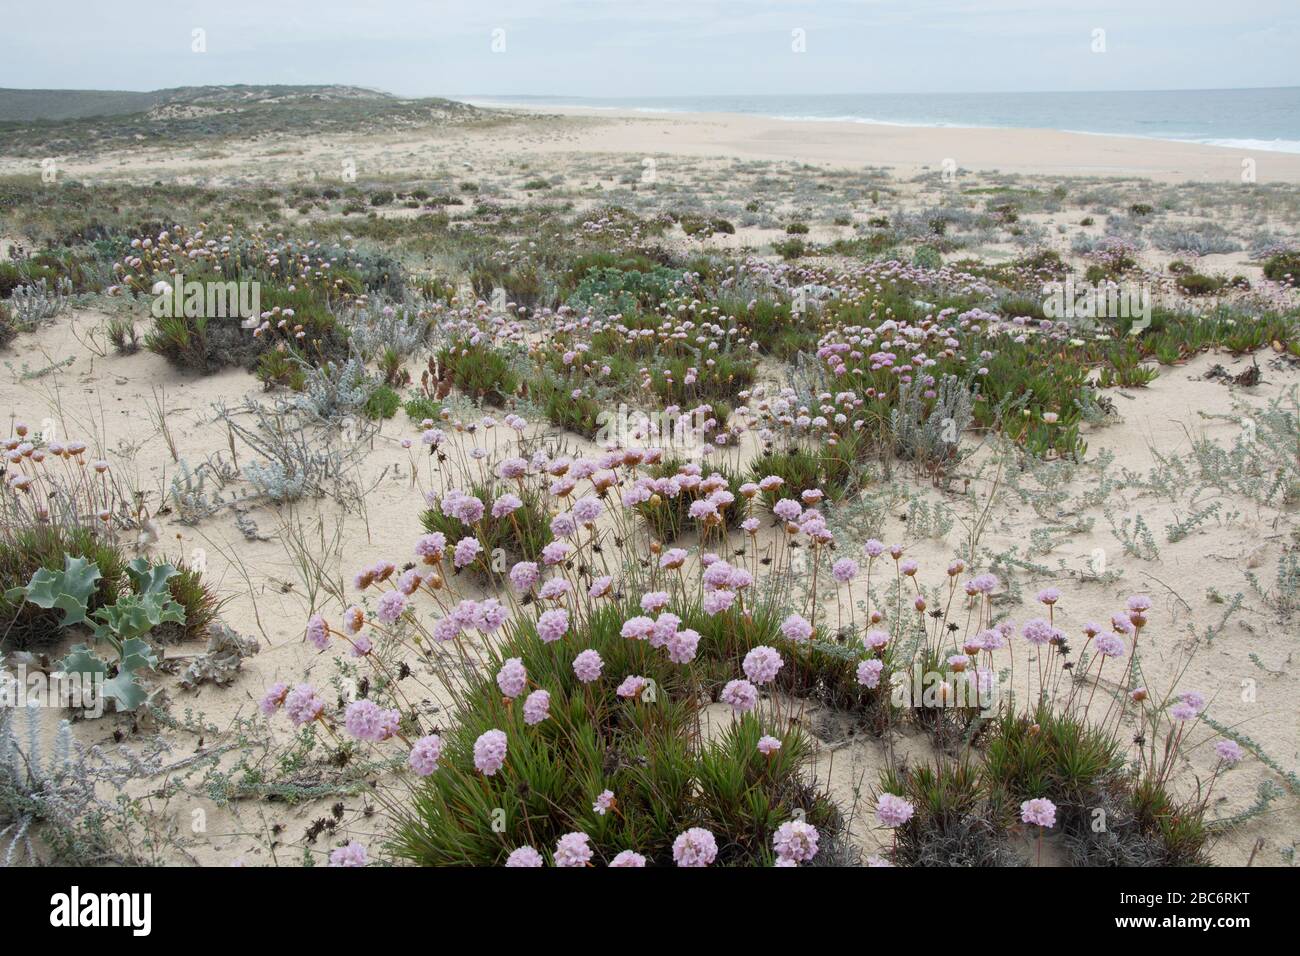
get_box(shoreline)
[465,100,1300,183]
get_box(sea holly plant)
[4,554,102,629]
[7,556,186,713]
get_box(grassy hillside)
[0,85,483,156]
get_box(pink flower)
[492,493,523,518]
[592,790,616,815]
[284,684,324,726]
[523,689,551,725]
[305,615,329,650]
[1020,798,1056,828]
[672,827,718,867]
[509,561,540,592]
[539,578,571,601]
[1094,633,1125,657]
[453,536,483,568]
[640,591,670,614]
[1170,701,1199,721]
[1036,587,1061,605]
[505,846,543,867]
[496,658,527,698]
[660,548,689,569]
[1021,618,1055,646]
[780,613,813,643]
[1215,740,1244,765]
[666,628,700,664]
[541,541,570,566]
[408,734,443,776]
[259,682,289,716]
[376,589,407,624]
[609,850,647,867]
[573,649,604,683]
[617,675,649,699]
[757,735,782,756]
[875,793,914,828]
[856,658,884,688]
[342,605,365,635]
[473,729,508,776]
[773,820,819,864]
[344,700,401,742]
[554,831,593,867]
[702,588,735,615]
[621,616,656,640]
[832,558,858,583]
[773,499,801,522]
[742,645,784,685]
[415,532,446,563]
[721,678,758,714]
[536,609,569,643]
[328,841,368,867]
[588,575,613,598]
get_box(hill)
[0,85,483,156]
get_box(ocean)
[469,88,1300,154]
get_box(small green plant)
[363,384,401,420]
[6,555,186,712]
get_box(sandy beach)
[467,102,1300,183]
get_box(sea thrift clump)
[672,827,718,867]
[473,729,508,776]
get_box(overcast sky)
[4,0,1297,97]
